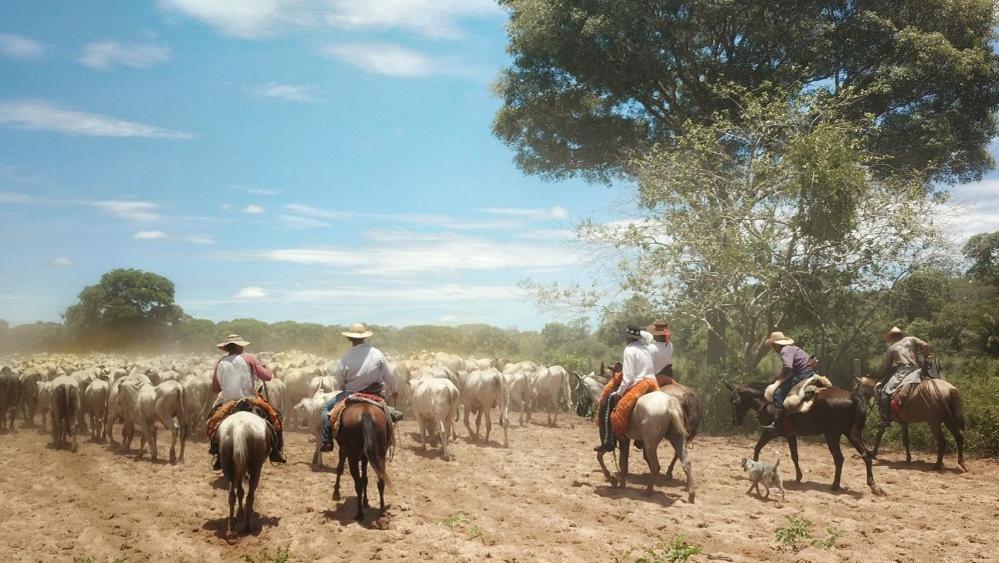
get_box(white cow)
[117,378,188,463]
[83,378,110,442]
[502,369,532,426]
[293,391,335,467]
[49,375,81,451]
[36,381,53,431]
[531,365,574,428]
[462,368,510,447]
[181,374,213,436]
[259,378,288,417]
[410,377,460,460]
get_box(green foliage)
[775,515,813,550]
[612,535,702,563]
[242,546,290,563]
[963,231,999,285]
[64,269,183,350]
[494,0,999,185]
[811,526,846,550]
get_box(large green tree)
[494,0,999,185]
[963,231,999,286]
[64,269,183,349]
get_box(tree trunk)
[706,309,727,367]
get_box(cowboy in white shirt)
[320,323,399,452]
[642,320,675,386]
[594,326,656,452]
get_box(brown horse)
[726,382,883,495]
[332,402,391,521]
[854,376,967,471]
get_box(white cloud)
[93,200,161,221]
[323,43,444,78]
[234,286,270,300]
[159,0,500,40]
[231,185,280,196]
[183,234,216,245]
[480,206,570,220]
[158,0,309,39]
[286,284,520,302]
[79,41,171,70]
[278,214,333,229]
[254,82,322,103]
[940,179,999,240]
[324,0,502,39]
[0,32,44,61]
[51,257,72,267]
[281,203,520,231]
[0,191,31,203]
[134,230,168,240]
[244,233,580,275]
[0,100,194,139]
[243,204,266,214]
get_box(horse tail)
[361,410,390,486]
[951,389,966,431]
[929,380,965,431]
[849,386,869,439]
[665,396,688,441]
[227,421,248,485]
[682,391,703,441]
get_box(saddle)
[329,392,394,449]
[206,397,276,441]
[764,375,832,414]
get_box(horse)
[853,376,967,471]
[218,411,273,536]
[726,381,883,496]
[331,402,391,521]
[596,391,695,503]
[571,371,606,418]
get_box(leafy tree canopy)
[963,231,999,285]
[494,0,999,185]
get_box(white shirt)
[641,330,674,374]
[617,340,655,396]
[329,343,396,395]
[216,354,254,402]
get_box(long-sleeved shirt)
[882,336,928,377]
[329,343,396,395]
[616,340,655,396]
[641,330,674,374]
[212,353,273,401]
[777,345,811,380]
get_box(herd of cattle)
[0,351,589,465]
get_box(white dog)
[741,457,785,501]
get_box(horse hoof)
[871,485,885,496]
[688,493,695,504]
[932,463,943,471]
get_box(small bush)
[613,535,702,563]
[774,515,812,550]
[811,525,845,549]
[243,546,290,563]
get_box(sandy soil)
[0,415,995,563]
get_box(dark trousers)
[772,369,814,414]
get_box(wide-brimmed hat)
[884,326,905,340]
[648,320,670,336]
[217,334,251,350]
[765,331,794,346]
[342,323,373,339]
[623,326,643,341]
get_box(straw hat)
[647,320,669,336]
[765,331,794,346]
[342,323,373,339]
[216,334,251,350]
[884,326,905,340]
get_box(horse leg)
[641,439,660,495]
[332,450,346,501]
[902,423,912,463]
[945,419,967,472]
[362,458,370,508]
[596,450,616,486]
[236,482,245,530]
[378,475,386,514]
[845,426,883,496]
[244,463,261,533]
[227,483,237,537]
[786,436,803,483]
[872,420,890,459]
[665,451,678,481]
[824,433,845,491]
[669,434,695,504]
[931,422,946,470]
[349,456,364,520]
[618,439,630,488]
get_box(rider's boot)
[209,435,221,471]
[593,397,617,453]
[269,427,287,464]
[760,409,784,435]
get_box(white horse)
[596,391,695,503]
[219,411,273,536]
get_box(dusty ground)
[0,414,995,563]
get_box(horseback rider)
[760,331,815,434]
[207,334,287,470]
[320,323,399,453]
[643,320,675,387]
[594,326,656,453]
[877,326,929,421]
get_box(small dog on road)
[741,457,785,501]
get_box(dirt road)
[0,417,995,562]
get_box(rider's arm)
[777,347,794,380]
[616,347,637,396]
[211,360,221,393]
[243,353,273,382]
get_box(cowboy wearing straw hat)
[643,320,675,386]
[760,331,815,434]
[319,323,399,452]
[876,326,930,421]
[206,334,287,469]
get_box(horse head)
[574,375,593,417]
[726,381,766,427]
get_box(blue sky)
[0,1,997,330]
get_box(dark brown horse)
[332,402,391,521]
[726,382,883,495]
